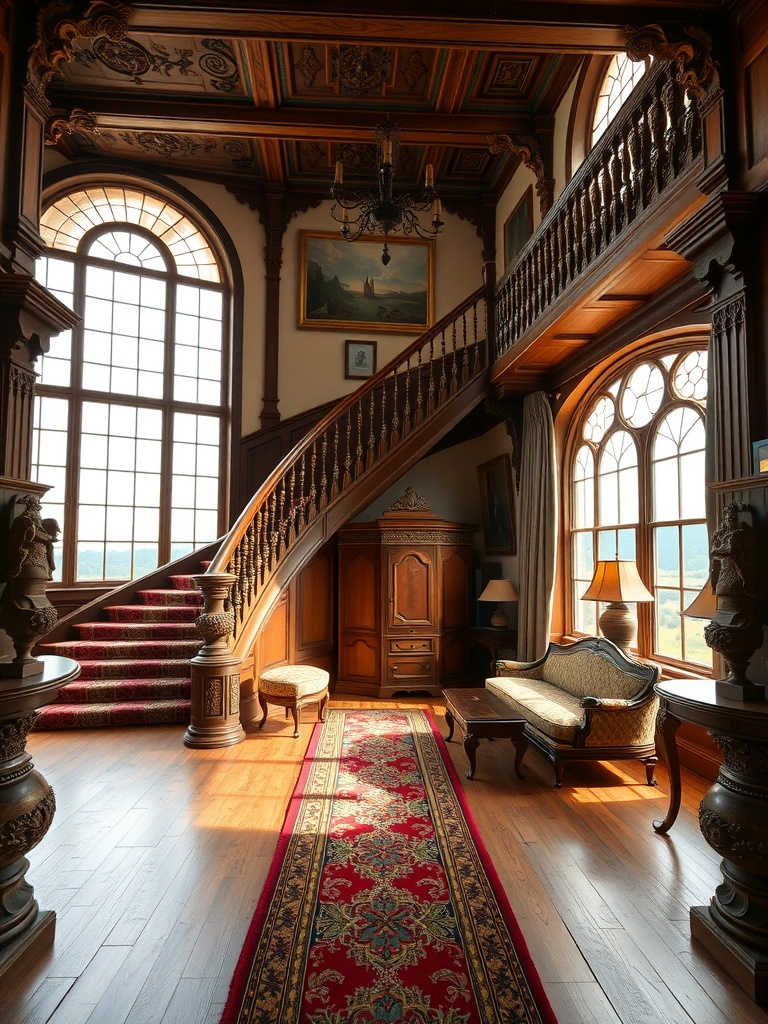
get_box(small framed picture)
[345,340,377,380]
[753,439,768,475]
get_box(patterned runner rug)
[221,708,556,1024]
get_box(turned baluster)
[414,348,424,426]
[366,390,377,467]
[308,442,318,519]
[286,465,296,544]
[268,491,278,572]
[255,507,264,584]
[427,337,436,414]
[330,422,340,500]
[379,377,389,455]
[391,369,400,445]
[319,434,329,509]
[438,329,447,404]
[342,410,353,488]
[449,321,458,394]
[355,401,364,476]
[578,186,590,271]
[609,135,622,238]
[402,356,412,435]
[460,309,469,384]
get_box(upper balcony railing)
[495,58,704,359]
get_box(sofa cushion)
[541,649,647,700]
[486,676,584,744]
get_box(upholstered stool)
[257,665,329,738]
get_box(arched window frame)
[32,181,232,589]
[566,341,710,673]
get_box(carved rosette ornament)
[704,501,766,700]
[185,573,244,749]
[624,23,718,99]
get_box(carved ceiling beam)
[487,132,554,215]
[46,107,101,146]
[111,8,635,52]
[625,23,718,99]
[30,1,130,90]
[44,96,535,146]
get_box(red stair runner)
[35,573,203,729]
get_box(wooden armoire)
[337,489,475,698]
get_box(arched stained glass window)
[570,347,710,669]
[32,185,228,585]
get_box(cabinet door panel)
[339,637,380,683]
[387,547,435,631]
[339,548,379,632]
[441,547,470,630]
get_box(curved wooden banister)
[208,286,489,657]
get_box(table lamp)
[478,579,518,629]
[580,558,653,653]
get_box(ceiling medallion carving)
[334,142,378,174]
[222,140,254,169]
[294,44,323,88]
[625,23,717,99]
[302,142,324,168]
[331,45,392,96]
[492,60,532,92]
[198,39,240,93]
[399,51,428,92]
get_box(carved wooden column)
[0,655,79,978]
[184,573,245,748]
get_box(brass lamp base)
[598,601,636,653]
[489,605,509,629]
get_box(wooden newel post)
[184,573,245,749]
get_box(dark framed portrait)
[345,340,377,379]
[477,454,516,555]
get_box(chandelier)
[330,118,444,265]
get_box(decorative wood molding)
[30,1,130,89]
[46,106,100,145]
[487,131,554,214]
[625,23,718,99]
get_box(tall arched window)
[591,52,648,145]
[32,186,228,585]
[570,347,710,670]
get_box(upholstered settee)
[485,636,660,787]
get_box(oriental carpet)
[221,708,556,1024]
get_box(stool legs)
[258,690,328,738]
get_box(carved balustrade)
[494,58,703,358]
[208,288,487,654]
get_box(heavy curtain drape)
[516,391,557,661]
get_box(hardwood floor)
[4,697,767,1024]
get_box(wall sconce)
[478,579,518,629]
[580,558,653,653]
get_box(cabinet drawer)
[388,638,433,654]
[387,656,436,684]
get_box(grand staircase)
[35,570,204,728]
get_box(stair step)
[75,621,199,641]
[168,574,198,591]
[41,638,200,661]
[51,677,191,704]
[138,589,203,607]
[105,604,198,623]
[34,699,191,730]
[43,658,194,680]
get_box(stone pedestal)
[0,654,79,978]
[184,574,245,749]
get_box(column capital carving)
[30,1,130,90]
[487,132,554,215]
[624,23,718,99]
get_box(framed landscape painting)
[299,232,434,333]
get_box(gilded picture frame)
[299,231,434,333]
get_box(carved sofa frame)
[486,637,660,787]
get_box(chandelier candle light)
[478,579,519,630]
[581,558,654,653]
[330,118,444,265]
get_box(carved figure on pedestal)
[704,501,765,699]
[0,495,59,672]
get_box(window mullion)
[157,277,177,565]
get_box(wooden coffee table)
[442,687,527,780]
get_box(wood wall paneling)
[745,48,768,170]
